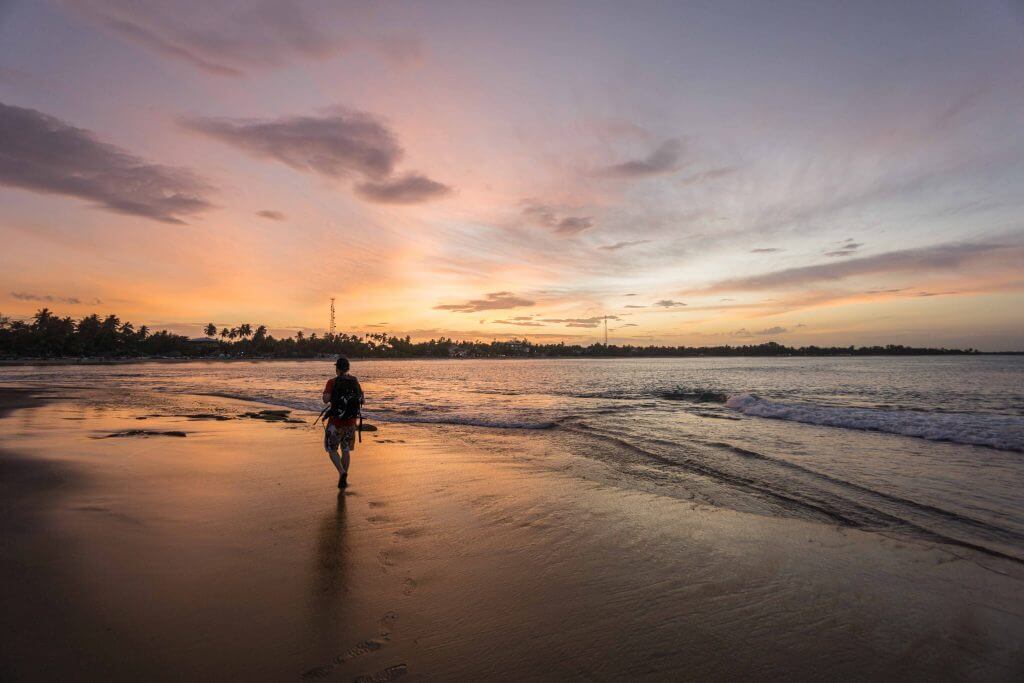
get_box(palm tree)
[228,327,238,341]
[220,327,230,339]
[239,323,252,339]
[204,323,217,338]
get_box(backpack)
[328,376,362,420]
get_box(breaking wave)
[725,394,1024,452]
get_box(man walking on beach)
[322,357,363,488]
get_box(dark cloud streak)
[699,243,1015,292]
[183,108,449,204]
[182,110,401,179]
[599,240,651,251]
[522,201,594,236]
[599,138,684,178]
[0,102,212,224]
[355,173,451,204]
[435,291,535,312]
[11,291,100,305]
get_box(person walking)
[322,356,364,488]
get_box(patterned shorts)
[324,424,357,453]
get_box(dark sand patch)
[94,430,187,439]
[0,387,47,418]
[239,409,305,423]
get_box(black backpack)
[328,376,362,420]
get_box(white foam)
[725,394,1024,452]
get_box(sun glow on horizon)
[1,1,1023,350]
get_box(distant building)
[448,344,468,358]
[187,337,220,350]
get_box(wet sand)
[1,387,1023,681]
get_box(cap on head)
[335,356,350,372]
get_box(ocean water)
[3,356,1023,562]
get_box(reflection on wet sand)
[311,492,350,644]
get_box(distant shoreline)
[1,352,1022,366]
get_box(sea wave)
[193,391,560,430]
[367,410,558,430]
[725,394,1024,452]
[659,389,728,402]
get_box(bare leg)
[341,448,351,474]
[324,427,343,474]
[327,447,343,474]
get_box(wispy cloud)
[493,319,546,326]
[522,201,594,235]
[0,102,212,224]
[697,242,1016,293]
[678,166,734,186]
[256,209,285,220]
[598,138,684,178]
[652,299,686,308]
[824,238,864,258]
[435,291,535,312]
[74,0,346,77]
[540,315,620,328]
[11,291,100,305]
[730,327,787,337]
[598,239,651,251]
[751,248,784,254]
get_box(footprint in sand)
[368,501,387,509]
[299,614,399,679]
[378,612,397,638]
[354,664,408,682]
[299,640,385,680]
[402,578,417,596]
[332,639,384,665]
[376,550,394,573]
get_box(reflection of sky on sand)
[3,357,1023,562]
[2,386,1023,678]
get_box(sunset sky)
[1,1,1022,349]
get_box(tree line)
[0,308,982,360]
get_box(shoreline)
[2,387,1023,679]
[1,351,1021,367]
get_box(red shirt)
[324,377,360,428]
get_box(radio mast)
[329,297,336,337]
[604,315,608,346]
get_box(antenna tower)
[604,315,609,346]
[329,297,336,336]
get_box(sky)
[1,0,1023,350]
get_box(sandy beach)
[1,386,1023,681]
